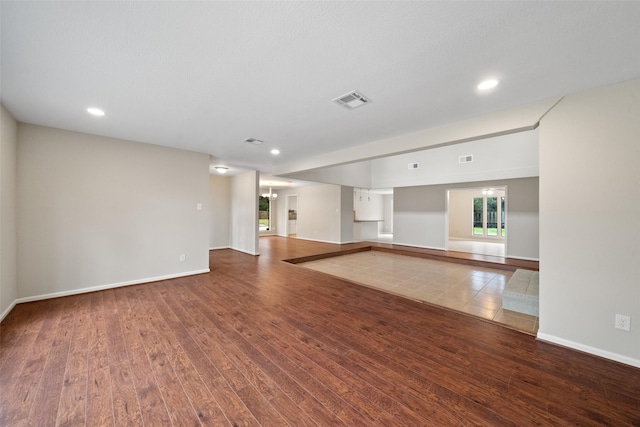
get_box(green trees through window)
[473,195,505,237]
[259,196,270,230]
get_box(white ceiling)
[2,1,640,174]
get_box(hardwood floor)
[1,236,638,426]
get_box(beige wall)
[17,124,211,300]
[538,78,640,366]
[448,190,472,238]
[209,174,231,249]
[297,184,342,244]
[339,185,354,243]
[0,105,18,319]
[395,177,538,259]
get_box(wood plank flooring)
[1,236,638,426]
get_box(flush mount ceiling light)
[86,107,105,116]
[270,149,280,155]
[477,79,499,90]
[243,137,264,145]
[214,166,228,174]
[332,90,371,110]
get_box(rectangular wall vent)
[332,91,371,110]
[408,162,419,170]
[243,138,264,145]
[459,155,473,163]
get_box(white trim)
[506,255,539,262]
[230,247,260,256]
[0,300,17,322]
[13,269,210,305]
[390,241,447,251]
[449,236,505,243]
[209,246,230,250]
[294,236,343,245]
[537,332,640,368]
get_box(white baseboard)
[230,247,260,256]
[449,237,505,243]
[294,236,342,245]
[209,246,230,250]
[391,241,446,251]
[506,255,540,261]
[0,300,17,322]
[12,269,210,305]
[537,332,640,368]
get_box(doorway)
[285,194,298,237]
[447,187,506,257]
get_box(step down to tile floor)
[503,269,539,316]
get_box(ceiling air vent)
[243,138,264,145]
[459,155,473,164]
[332,91,371,110]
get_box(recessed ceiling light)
[214,166,228,174]
[87,107,105,116]
[477,79,499,90]
[270,149,280,155]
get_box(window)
[487,197,498,236]
[501,196,506,237]
[473,197,483,236]
[473,194,505,237]
[259,196,270,231]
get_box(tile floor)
[300,250,539,335]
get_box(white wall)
[538,78,640,366]
[209,174,231,249]
[395,178,538,259]
[279,129,539,191]
[17,124,211,301]
[0,105,18,319]
[354,189,384,221]
[277,183,348,244]
[371,129,539,188]
[274,97,556,176]
[285,161,372,189]
[230,171,259,255]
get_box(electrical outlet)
[615,314,631,332]
[179,254,186,262]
